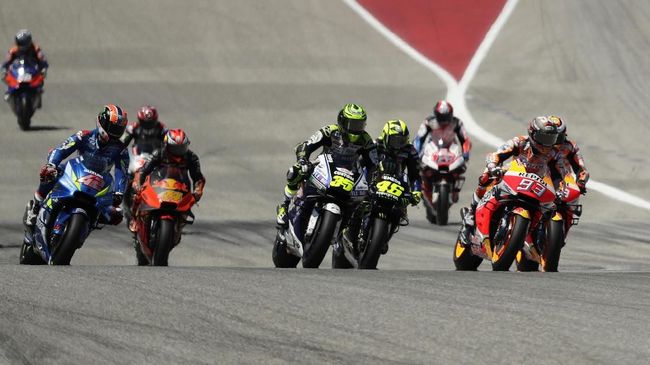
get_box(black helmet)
[97,104,128,142]
[434,100,453,123]
[337,103,367,142]
[15,29,33,51]
[528,116,560,152]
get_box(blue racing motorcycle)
[21,156,118,265]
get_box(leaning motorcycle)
[132,165,196,266]
[272,153,368,268]
[20,156,117,265]
[453,160,558,271]
[515,173,582,272]
[332,171,411,269]
[420,128,466,225]
[4,57,44,130]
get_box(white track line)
[344,0,650,210]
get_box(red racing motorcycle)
[453,160,560,271]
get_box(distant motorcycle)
[131,166,196,266]
[4,57,44,130]
[515,173,583,272]
[272,153,368,268]
[420,128,466,225]
[453,160,558,271]
[20,157,118,265]
[332,170,412,269]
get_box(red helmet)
[97,104,128,142]
[434,100,453,123]
[136,105,159,129]
[164,129,190,157]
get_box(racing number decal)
[330,175,354,191]
[376,181,405,197]
[516,178,546,197]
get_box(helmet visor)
[167,144,188,156]
[387,135,408,150]
[532,130,559,147]
[342,118,366,134]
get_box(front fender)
[512,207,530,219]
[323,202,341,215]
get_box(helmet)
[15,29,33,51]
[379,119,410,151]
[97,104,128,141]
[164,129,190,157]
[136,105,159,129]
[549,115,566,144]
[337,103,367,141]
[434,100,453,123]
[528,116,560,152]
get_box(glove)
[39,163,58,182]
[576,179,587,194]
[487,163,502,178]
[112,192,123,207]
[410,191,422,206]
[462,152,470,161]
[296,158,312,175]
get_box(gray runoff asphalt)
[1,0,650,364]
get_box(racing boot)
[276,200,289,228]
[459,193,479,245]
[24,195,43,227]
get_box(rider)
[121,105,167,154]
[414,100,471,203]
[24,104,129,227]
[1,29,48,106]
[344,119,422,254]
[130,129,206,232]
[549,116,589,194]
[275,103,377,227]
[459,116,561,243]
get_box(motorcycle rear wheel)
[542,220,564,272]
[302,210,338,269]
[272,231,300,268]
[51,213,88,265]
[436,184,450,226]
[515,249,539,272]
[19,240,45,265]
[358,218,389,270]
[491,214,529,271]
[152,219,174,266]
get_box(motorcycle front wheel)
[152,219,175,266]
[51,213,88,265]
[302,210,338,269]
[358,218,389,270]
[491,214,529,271]
[542,219,564,272]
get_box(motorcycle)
[515,173,582,272]
[420,128,466,225]
[272,153,368,269]
[453,159,558,271]
[131,165,196,266]
[332,171,411,269]
[4,57,44,130]
[20,156,118,265]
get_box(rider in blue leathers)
[24,104,130,226]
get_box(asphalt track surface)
[1,1,649,364]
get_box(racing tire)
[436,184,450,226]
[453,237,482,271]
[152,219,174,266]
[302,210,338,269]
[358,218,389,270]
[51,213,88,265]
[542,220,564,272]
[491,214,529,271]
[16,94,32,131]
[135,243,149,266]
[515,249,539,272]
[19,240,45,265]
[272,231,300,268]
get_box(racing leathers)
[2,44,48,104]
[25,129,129,226]
[276,124,377,226]
[549,138,589,194]
[414,115,471,202]
[121,120,167,155]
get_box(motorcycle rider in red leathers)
[413,100,471,204]
[459,116,561,244]
[549,116,589,194]
[129,129,206,233]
